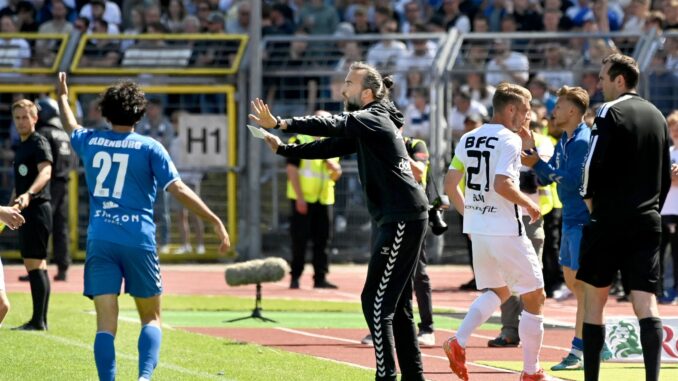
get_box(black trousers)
[413,236,433,333]
[362,219,427,381]
[50,179,70,271]
[660,215,678,294]
[542,208,563,296]
[290,200,332,282]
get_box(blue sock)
[138,324,162,379]
[94,331,116,381]
[571,336,584,358]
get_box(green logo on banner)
[607,320,644,358]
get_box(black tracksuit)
[278,100,428,381]
[37,121,73,273]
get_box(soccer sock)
[27,269,46,327]
[40,270,50,327]
[94,331,116,381]
[138,324,162,380]
[571,336,584,358]
[582,323,605,381]
[518,310,544,374]
[639,317,662,381]
[456,291,501,347]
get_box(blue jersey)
[71,129,180,249]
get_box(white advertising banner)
[605,317,678,362]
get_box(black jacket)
[278,101,428,225]
[581,93,671,229]
[37,120,73,182]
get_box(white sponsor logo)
[102,201,119,210]
[94,209,140,225]
[397,158,412,174]
[18,164,28,176]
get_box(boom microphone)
[225,257,289,286]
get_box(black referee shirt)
[581,92,671,228]
[13,132,53,203]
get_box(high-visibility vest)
[548,134,563,210]
[535,132,555,215]
[286,134,338,205]
[405,137,429,186]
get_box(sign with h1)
[176,114,228,167]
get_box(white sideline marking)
[274,327,521,376]
[22,331,231,380]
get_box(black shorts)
[576,221,660,293]
[18,201,52,260]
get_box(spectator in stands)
[664,0,678,30]
[537,44,575,91]
[374,4,396,31]
[437,0,470,33]
[580,71,604,105]
[17,1,37,33]
[226,2,249,34]
[460,72,495,110]
[162,0,186,33]
[464,42,490,69]
[85,100,111,131]
[485,39,530,86]
[142,3,161,29]
[168,110,205,256]
[36,0,73,65]
[513,0,544,31]
[648,50,678,116]
[366,18,407,73]
[401,1,423,34]
[528,77,557,115]
[73,15,89,33]
[403,88,431,142]
[484,0,511,32]
[80,19,121,68]
[195,0,211,31]
[120,4,144,51]
[395,36,435,106]
[447,89,488,142]
[335,40,362,73]
[542,7,563,32]
[0,15,30,68]
[137,97,174,255]
[181,14,200,34]
[266,28,319,117]
[622,0,649,32]
[81,0,121,32]
[472,15,489,32]
[298,0,338,36]
[264,3,295,36]
[38,0,72,34]
[659,111,678,304]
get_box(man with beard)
[249,61,429,381]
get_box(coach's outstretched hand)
[248,98,277,129]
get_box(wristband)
[274,117,282,129]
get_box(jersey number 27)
[93,151,129,199]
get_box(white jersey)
[661,146,678,216]
[451,124,524,236]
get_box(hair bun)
[382,75,394,90]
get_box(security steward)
[287,131,342,289]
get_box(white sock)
[139,378,150,381]
[456,291,501,347]
[519,310,544,374]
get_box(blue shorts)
[559,224,583,271]
[84,239,162,298]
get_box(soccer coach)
[578,53,671,381]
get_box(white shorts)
[0,257,4,291]
[471,234,544,295]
